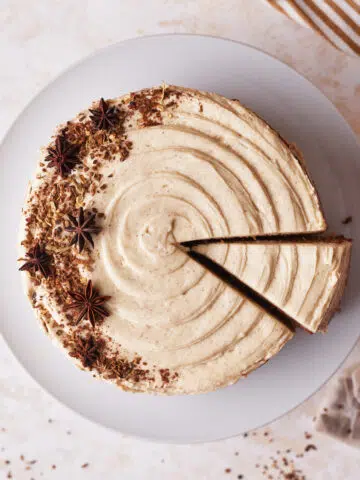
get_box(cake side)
[317,238,352,332]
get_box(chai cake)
[193,237,352,334]
[19,85,331,394]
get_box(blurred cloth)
[315,364,360,448]
[264,0,360,56]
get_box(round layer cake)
[19,85,326,394]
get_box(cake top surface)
[19,85,341,394]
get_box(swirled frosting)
[20,85,332,394]
[196,240,352,334]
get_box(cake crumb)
[342,216,352,224]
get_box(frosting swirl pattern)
[20,86,330,394]
[196,240,352,334]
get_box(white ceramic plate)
[1,34,359,443]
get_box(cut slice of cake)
[194,237,352,333]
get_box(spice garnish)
[65,207,101,252]
[69,334,105,369]
[89,98,119,130]
[19,243,52,278]
[45,134,81,177]
[67,280,111,327]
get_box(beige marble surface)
[1,1,360,479]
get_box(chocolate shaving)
[342,216,353,225]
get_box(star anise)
[69,333,105,369]
[67,280,111,327]
[45,134,81,177]
[89,98,119,130]
[65,207,101,252]
[19,243,52,278]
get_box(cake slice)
[193,237,352,333]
